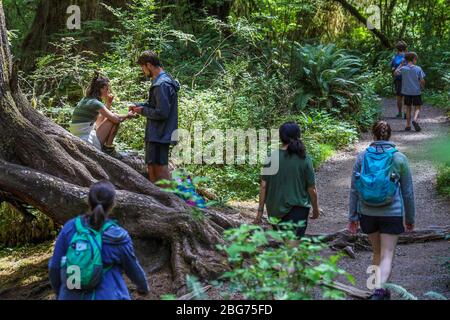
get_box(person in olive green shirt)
[255,122,320,238]
[70,74,136,156]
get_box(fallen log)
[323,281,372,300]
[310,226,450,253]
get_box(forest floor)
[232,98,450,299]
[0,98,448,300]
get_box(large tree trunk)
[0,2,239,294]
[19,0,127,70]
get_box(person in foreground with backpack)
[348,121,416,300]
[48,181,149,300]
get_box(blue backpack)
[355,146,399,207]
[392,53,405,70]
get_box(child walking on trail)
[348,121,416,300]
[254,122,320,238]
[391,41,408,119]
[395,52,426,132]
[48,181,149,300]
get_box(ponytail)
[372,121,392,141]
[287,138,307,159]
[280,122,307,159]
[89,203,106,231]
[87,181,116,231]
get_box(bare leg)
[154,165,171,188]
[368,232,381,266]
[379,234,399,284]
[413,105,421,122]
[396,96,403,115]
[147,164,157,183]
[96,119,119,146]
[405,105,412,128]
[105,123,119,146]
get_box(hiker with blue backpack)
[48,181,149,300]
[391,41,408,119]
[348,121,416,300]
[394,52,426,132]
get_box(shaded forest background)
[1,0,449,245]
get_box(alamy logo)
[67,5,81,30]
[171,123,280,175]
[366,5,381,30]
[366,265,381,290]
[66,265,81,290]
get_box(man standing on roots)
[130,51,180,184]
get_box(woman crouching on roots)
[348,121,416,300]
[69,73,137,158]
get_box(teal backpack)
[61,216,117,292]
[355,146,400,207]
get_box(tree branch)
[333,0,392,48]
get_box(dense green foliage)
[217,220,353,300]
[2,0,449,215]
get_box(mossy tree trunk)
[20,0,127,70]
[0,3,238,294]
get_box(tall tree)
[0,2,238,294]
[20,0,127,70]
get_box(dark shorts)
[394,79,402,96]
[360,215,405,235]
[404,95,422,106]
[274,206,310,238]
[145,142,170,165]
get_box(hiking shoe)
[102,145,124,160]
[405,127,412,131]
[412,121,422,132]
[370,288,391,300]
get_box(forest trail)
[310,98,449,234]
[0,99,448,300]
[233,98,450,299]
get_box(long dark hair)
[87,72,110,99]
[372,121,392,141]
[87,180,116,230]
[280,122,307,159]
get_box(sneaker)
[370,288,391,300]
[412,121,422,132]
[405,127,412,131]
[102,145,124,160]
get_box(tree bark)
[0,2,239,294]
[333,0,392,48]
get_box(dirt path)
[232,98,450,299]
[309,98,449,234]
[1,99,448,300]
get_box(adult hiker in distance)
[348,121,416,300]
[48,181,149,300]
[255,122,321,238]
[129,51,180,184]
